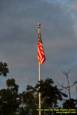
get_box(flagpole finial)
[35,23,41,29]
[38,23,41,28]
[36,23,41,33]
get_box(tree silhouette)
[0,79,20,115]
[63,98,77,109]
[34,78,67,108]
[20,89,37,115]
[0,62,9,76]
[6,78,18,93]
[0,65,77,115]
[21,78,67,115]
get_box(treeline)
[0,62,77,115]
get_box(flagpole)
[37,24,41,115]
[37,23,44,115]
[38,63,41,115]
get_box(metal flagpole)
[38,24,41,115]
[38,63,41,115]
[36,23,46,115]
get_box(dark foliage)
[63,98,77,109]
[0,62,9,76]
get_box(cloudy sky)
[0,0,77,98]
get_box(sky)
[0,0,77,98]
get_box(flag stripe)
[37,31,46,64]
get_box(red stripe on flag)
[37,32,46,64]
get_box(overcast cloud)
[0,0,77,98]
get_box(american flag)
[37,29,46,64]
